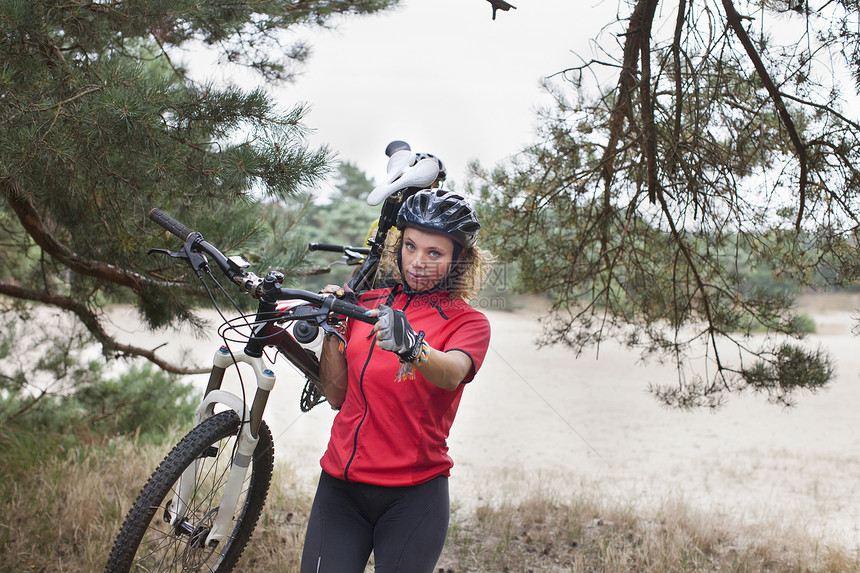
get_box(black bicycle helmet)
[396,189,480,248]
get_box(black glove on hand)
[376,304,425,362]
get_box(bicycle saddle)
[367,149,440,206]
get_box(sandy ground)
[106,294,860,549]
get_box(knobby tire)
[105,410,274,572]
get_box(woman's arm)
[317,284,350,408]
[319,334,349,408]
[369,306,473,392]
[414,347,472,392]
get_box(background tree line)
[4,0,860,438]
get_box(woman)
[301,189,493,573]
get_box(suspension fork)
[167,346,276,548]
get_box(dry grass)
[2,432,857,573]
[0,431,171,572]
[437,493,859,572]
[229,464,312,571]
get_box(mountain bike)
[104,142,440,572]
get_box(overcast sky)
[268,0,619,189]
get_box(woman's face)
[400,227,456,292]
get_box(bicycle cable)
[199,265,253,434]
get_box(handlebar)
[150,208,244,280]
[309,243,371,256]
[149,208,194,242]
[148,208,377,325]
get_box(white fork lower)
[167,350,275,549]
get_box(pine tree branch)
[151,34,183,79]
[779,91,860,132]
[110,341,209,375]
[0,280,208,375]
[804,138,860,224]
[600,0,651,190]
[654,192,729,394]
[670,0,688,172]
[5,387,51,423]
[595,0,656,276]
[3,183,176,293]
[721,0,809,230]
[638,0,660,204]
[29,85,104,112]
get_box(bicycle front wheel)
[106,410,274,572]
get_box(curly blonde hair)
[377,228,495,301]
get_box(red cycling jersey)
[319,286,491,487]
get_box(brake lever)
[148,246,209,273]
[317,295,349,349]
[147,247,180,258]
[276,297,349,349]
[319,321,347,349]
[148,234,209,276]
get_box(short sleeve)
[442,311,491,383]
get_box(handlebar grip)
[330,298,378,325]
[309,243,371,256]
[149,208,194,241]
[309,243,348,253]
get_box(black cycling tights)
[300,470,449,573]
